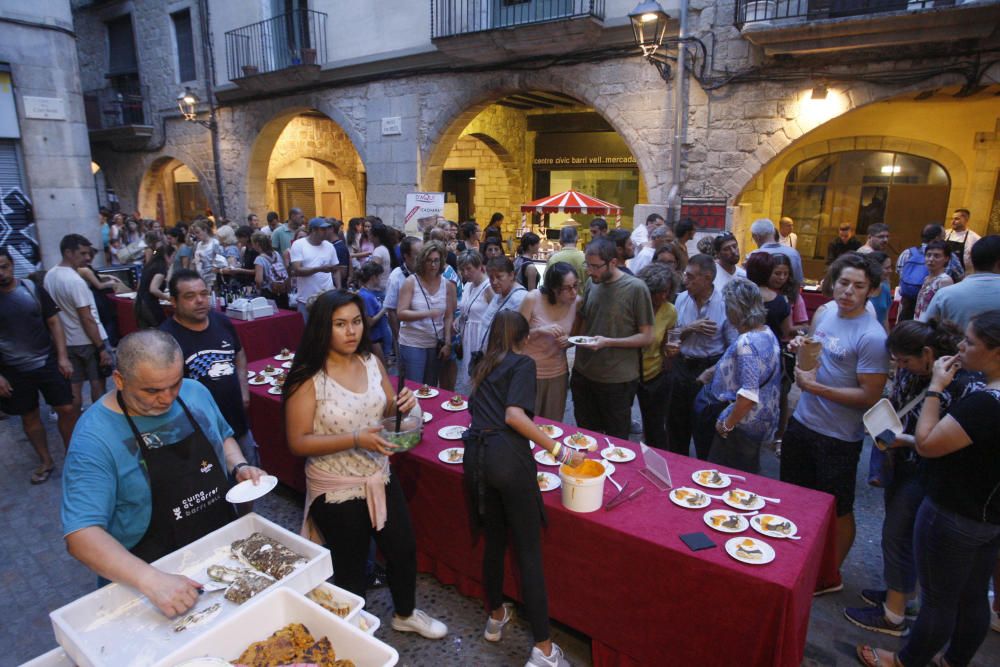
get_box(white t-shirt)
[712,264,747,293]
[289,238,338,305]
[368,245,391,292]
[43,265,107,346]
[629,246,654,274]
[383,266,408,310]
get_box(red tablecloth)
[247,356,306,492]
[243,370,839,666]
[113,295,305,363]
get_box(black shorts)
[779,417,863,517]
[0,356,73,416]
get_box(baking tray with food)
[50,513,332,667]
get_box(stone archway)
[440,130,524,223]
[137,155,213,225]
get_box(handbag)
[867,388,925,488]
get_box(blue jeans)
[898,499,1000,667]
[398,344,442,387]
[881,456,924,593]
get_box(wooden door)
[320,191,342,219]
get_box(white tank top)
[399,275,447,348]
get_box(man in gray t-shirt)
[571,238,654,439]
[781,253,888,586]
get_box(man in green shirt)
[271,207,305,257]
[571,237,654,439]
[546,226,586,294]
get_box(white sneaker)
[525,642,570,667]
[391,609,447,639]
[484,604,512,642]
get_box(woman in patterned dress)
[284,289,447,640]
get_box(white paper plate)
[750,514,799,539]
[600,446,636,463]
[437,425,466,440]
[568,336,597,346]
[534,449,560,466]
[422,411,433,423]
[703,509,749,533]
[537,471,560,492]
[438,447,464,464]
[247,370,256,378]
[692,469,732,489]
[725,537,776,565]
[441,399,468,412]
[563,433,597,451]
[225,475,278,503]
[248,376,273,386]
[415,387,440,399]
[723,488,766,511]
[274,352,294,361]
[669,487,711,509]
[258,367,281,376]
[281,361,293,369]
[537,424,564,439]
[267,386,283,395]
[599,460,616,475]
[117,292,136,299]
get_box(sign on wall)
[533,132,637,168]
[22,96,66,121]
[404,192,445,235]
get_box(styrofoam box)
[353,608,381,636]
[159,587,398,667]
[50,513,332,667]
[306,581,365,623]
[20,647,75,667]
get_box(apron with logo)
[118,392,235,563]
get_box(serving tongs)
[605,485,645,511]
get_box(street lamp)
[629,1,670,59]
[177,87,214,129]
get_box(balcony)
[431,0,606,62]
[225,9,328,91]
[735,0,1000,54]
[83,84,153,146]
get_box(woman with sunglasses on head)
[285,289,447,641]
[463,310,583,667]
[858,310,1000,667]
[396,241,456,386]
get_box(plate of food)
[415,385,440,399]
[537,424,564,439]
[599,460,616,475]
[567,336,598,346]
[723,488,766,511]
[692,469,732,489]
[534,449,560,466]
[669,487,711,509]
[441,395,468,411]
[438,447,464,464]
[225,474,279,504]
[273,348,294,361]
[249,375,273,386]
[600,446,636,463]
[280,361,292,369]
[246,370,256,379]
[725,536,776,565]
[703,509,749,534]
[537,471,560,492]
[563,432,598,451]
[437,425,467,441]
[267,386,283,396]
[116,291,137,299]
[422,411,433,423]
[258,364,280,376]
[750,514,798,539]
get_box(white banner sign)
[23,96,66,121]
[404,192,445,235]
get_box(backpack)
[262,253,289,295]
[899,245,928,300]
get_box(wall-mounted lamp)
[811,85,829,100]
[177,87,215,129]
[629,0,672,81]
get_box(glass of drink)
[665,328,682,355]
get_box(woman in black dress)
[463,310,582,667]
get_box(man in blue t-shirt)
[160,269,258,467]
[61,330,266,617]
[782,253,889,592]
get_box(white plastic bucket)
[559,461,607,513]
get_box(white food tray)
[159,587,398,667]
[50,513,332,667]
[354,608,381,635]
[307,581,365,623]
[863,398,903,442]
[20,647,75,667]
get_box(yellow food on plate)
[676,489,691,499]
[537,473,549,489]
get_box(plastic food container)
[305,581,364,623]
[159,587,397,667]
[50,513,332,667]
[380,414,423,452]
[559,460,607,513]
[863,398,904,450]
[354,608,381,635]
[20,647,75,667]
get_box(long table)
[113,295,305,363]
[245,364,839,666]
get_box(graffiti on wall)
[0,187,39,277]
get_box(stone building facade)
[71,0,1000,276]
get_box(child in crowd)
[358,262,391,364]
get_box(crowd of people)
[2,204,1000,667]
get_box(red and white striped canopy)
[520,189,622,215]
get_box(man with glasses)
[858,223,890,255]
[666,254,737,458]
[570,238,654,439]
[827,224,862,265]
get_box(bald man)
[61,330,266,617]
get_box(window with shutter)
[106,15,138,75]
[277,178,316,220]
[172,9,197,83]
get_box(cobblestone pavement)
[2,391,998,666]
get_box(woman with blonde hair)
[396,240,457,385]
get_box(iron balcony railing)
[432,0,605,38]
[83,84,150,130]
[735,0,948,27]
[225,9,328,80]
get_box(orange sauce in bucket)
[560,459,604,478]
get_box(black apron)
[118,392,235,563]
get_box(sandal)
[856,645,902,667]
[30,466,54,485]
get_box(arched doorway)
[424,90,645,246]
[137,156,212,225]
[247,109,365,222]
